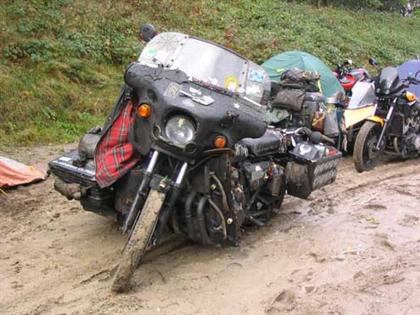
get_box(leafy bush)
[0,0,419,147]
[3,40,55,61]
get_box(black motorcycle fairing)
[125,64,189,156]
[125,62,268,161]
[375,67,403,96]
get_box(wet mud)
[0,145,419,315]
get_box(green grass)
[1,0,419,147]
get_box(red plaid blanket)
[95,101,141,188]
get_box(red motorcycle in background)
[333,58,377,96]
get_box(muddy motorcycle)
[333,58,377,96]
[353,68,420,172]
[266,69,375,154]
[49,31,341,292]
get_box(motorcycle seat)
[238,129,285,157]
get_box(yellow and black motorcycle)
[353,67,420,172]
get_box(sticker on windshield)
[164,82,181,98]
[224,75,239,92]
[246,84,262,96]
[248,69,264,83]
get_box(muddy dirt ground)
[0,145,419,315]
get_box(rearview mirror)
[368,57,377,66]
[139,23,157,43]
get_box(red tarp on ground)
[0,156,46,188]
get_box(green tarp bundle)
[262,51,344,98]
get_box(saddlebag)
[286,142,341,199]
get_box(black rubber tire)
[111,190,164,293]
[353,121,381,173]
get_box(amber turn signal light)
[137,104,152,118]
[405,92,417,102]
[214,135,227,148]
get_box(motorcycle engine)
[405,133,420,152]
[405,114,420,134]
[396,114,420,155]
[242,161,270,191]
[241,161,285,197]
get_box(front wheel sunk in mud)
[111,190,164,293]
[353,121,382,173]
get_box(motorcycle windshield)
[376,67,400,95]
[398,60,420,97]
[348,81,376,109]
[138,32,269,104]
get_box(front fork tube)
[154,162,188,242]
[122,150,160,233]
[375,103,395,151]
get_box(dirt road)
[0,145,419,315]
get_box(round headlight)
[165,115,196,146]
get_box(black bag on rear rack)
[272,88,306,111]
[278,69,320,92]
[270,69,323,127]
[271,69,321,110]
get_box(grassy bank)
[1,0,419,147]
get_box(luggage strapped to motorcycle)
[271,69,321,112]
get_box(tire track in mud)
[0,147,419,315]
[329,157,420,195]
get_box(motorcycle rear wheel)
[111,190,164,292]
[353,121,381,173]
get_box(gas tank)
[339,74,357,91]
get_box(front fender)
[366,115,385,127]
[344,105,376,129]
